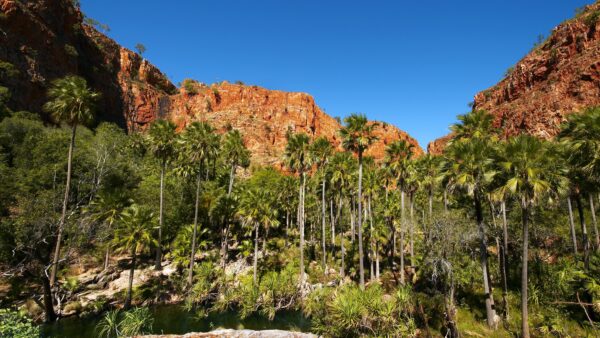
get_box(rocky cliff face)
[0,0,421,164]
[428,2,600,154]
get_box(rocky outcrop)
[0,0,421,164]
[428,2,600,154]
[139,330,318,338]
[0,0,175,127]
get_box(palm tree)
[450,109,495,142]
[384,140,413,284]
[284,132,311,282]
[87,191,131,270]
[112,204,157,309]
[220,129,250,268]
[44,75,100,285]
[146,119,177,270]
[329,151,356,277]
[310,137,333,272]
[559,108,600,253]
[239,187,279,284]
[178,121,220,286]
[339,113,377,288]
[417,154,439,219]
[496,135,566,338]
[445,138,499,329]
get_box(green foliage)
[0,308,39,338]
[134,43,147,56]
[64,44,79,58]
[96,308,153,337]
[182,78,199,95]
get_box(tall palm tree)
[146,119,177,270]
[178,121,220,286]
[339,113,377,288]
[310,137,333,272]
[496,135,566,338]
[220,129,251,268]
[284,132,311,282]
[445,138,499,329]
[239,187,279,284]
[112,204,157,309]
[44,75,100,285]
[87,191,131,270]
[559,107,600,253]
[450,109,495,142]
[417,154,439,219]
[384,140,413,284]
[329,151,356,277]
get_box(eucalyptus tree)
[445,138,499,329]
[113,204,157,309]
[44,75,100,285]
[146,119,177,270]
[310,137,334,271]
[284,132,311,281]
[339,113,377,288]
[495,135,567,338]
[178,121,220,286]
[384,140,413,284]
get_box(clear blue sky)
[81,0,591,149]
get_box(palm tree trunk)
[188,170,202,286]
[104,245,110,271]
[567,196,578,255]
[125,246,137,309]
[350,196,356,242]
[410,195,415,272]
[299,172,306,282]
[475,194,497,329]
[368,195,375,281]
[42,275,56,322]
[400,190,405,284]
[321,178,327,272]
[357,155,365,288]
[500,200,509,319]
[50,124,77,286]
[253,222,260,284]
[375,241,380,280]
[444,188,448,214]
[155,161,165,270]
[575,195,590,270]
[428,190,433,219]
[589,194,599,251]
[330,199,336,246]
[520,201,530,338]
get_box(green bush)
[0,308,40,338]
[182,79,199,95]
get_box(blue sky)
[81,0,591,149]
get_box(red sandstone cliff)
[0,0,421,164]
[428,2,600,154]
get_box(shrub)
[64,44,79,58]
[96,308,153,338]
[0,308,39,338]
[182,79,199,95]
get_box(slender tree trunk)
[357,155,365,288]
[520,201,530,338]
[155,162,165,270]
[444,188,448,214]
[410,195,415,272]
[103,244,110,271]
[589,194,600,251]
[330,199,336,246]
[188,170,202,286]
[475,194,498,329]
[42,275,56,322]
[321,178,327,272]
[500,200,509,319]
[253,222,259,284]
[284,210,290,247]
[400,190,405,284]
[299,172,306,282]
[375,241,380,280]
[428,190,433,219]
[567,196,578,255]
[576,195,590,270]
[125,246,137,309]
[50,124,77,285]
[368,196,375,281]
[228,163,235,195]
[350,196,356,242]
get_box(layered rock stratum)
[428,2,600,154]
[0,0,421,165]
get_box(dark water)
[41,305,312,337]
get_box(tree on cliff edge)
[45,75,100,286]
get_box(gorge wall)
[428,2,600,154]
[0,0,422,165]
